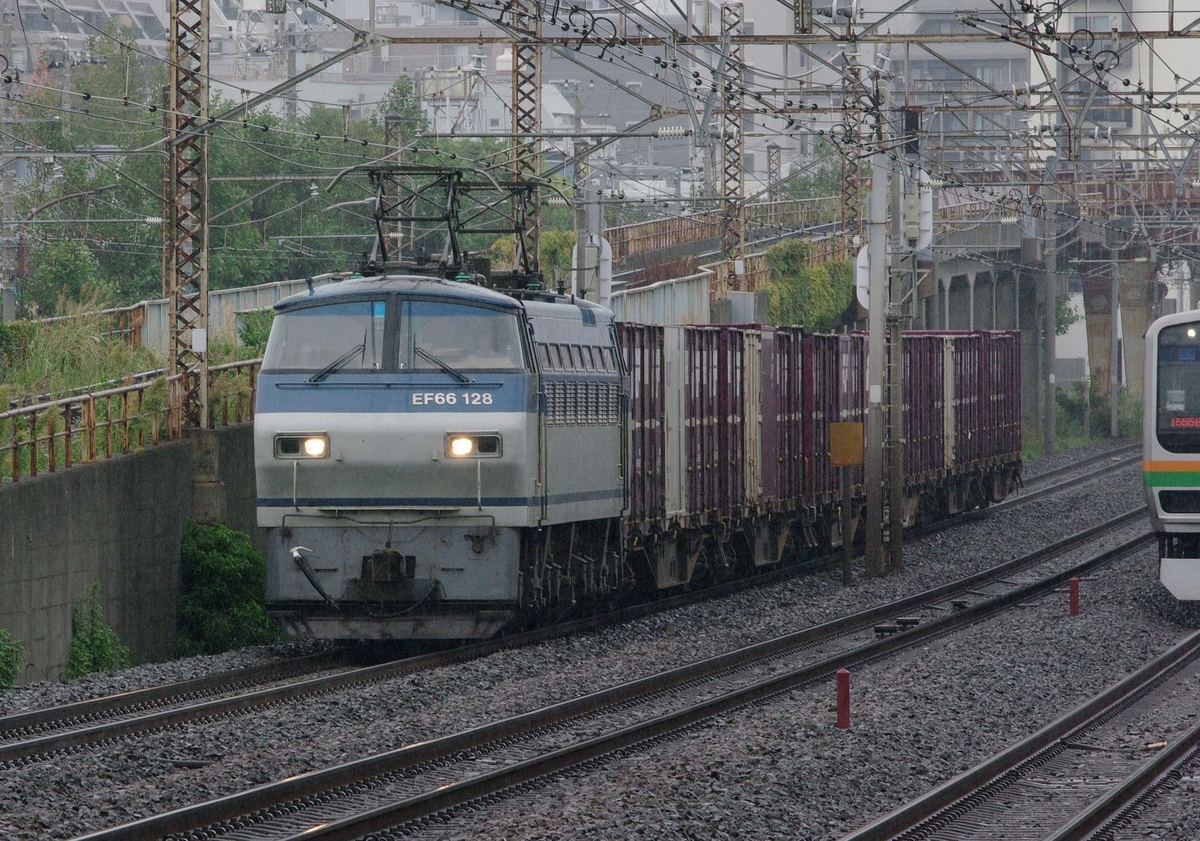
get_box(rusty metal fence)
[0,359,260,484]
[606,198,840,267]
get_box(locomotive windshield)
[399,300,528,373]
[1157,322,1200,452]
[262,301,385,374]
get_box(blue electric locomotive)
[255,275,627,639]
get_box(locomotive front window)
[262,301,385,374]
[1157,323,1200,452]
[400,301,528,373]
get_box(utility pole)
[1110,233,1119,437]
[1042,188,1056,454]
[1,0,15,321]
[384,114,405,260]
[568,81,600,300]
[569,82,588,258]
[866,151,887,577]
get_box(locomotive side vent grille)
[545,380,622,426]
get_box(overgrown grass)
[0,297,262,481]
[1022,384,1142,461]
[0,293,163,400]
[64,584,131,679]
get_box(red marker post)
[836,668,851,729]
[1069,577,1080,617]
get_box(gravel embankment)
[3,439,1198,841]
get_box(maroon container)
[684,326,746,523]
[901,334,945,482]
[804,333,867,508]
[618,323,665,526]
[761,326,805,509]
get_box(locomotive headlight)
[275,433,330,459]
[445,433,502,458]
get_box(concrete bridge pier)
[1082,257,1156,409]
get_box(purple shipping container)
[804,333,867,509]
[902,335,946,482]
[685,327,746,523]
[619,323,665,526]
[760,326,805,509]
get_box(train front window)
[1157,323,1200,452]
[262,301,385,374]
[400,301,528,373]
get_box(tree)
[783,137,842,200]
[374,75,427,136]
[19,240,106,317]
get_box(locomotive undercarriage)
[518,519,628,615]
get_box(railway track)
[1006,443,1140,505]
[3,448,1142,772]
[71,509,1152,841]
[838,626,1200,841]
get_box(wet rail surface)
[70,509,1152,841]
[839,626,1200,841]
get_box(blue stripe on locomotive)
[256,372,535,413]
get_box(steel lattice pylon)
[720,2,745,274]
[840,60,865,254]
[167,0,209,428]
[510,0,540,277]
[766,142,781,226]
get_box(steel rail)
[839,630,1200,841]
[230,531,1162,841]
[993,450,1142,512]
[1018,442,1140,488]
[69,513,1152,841]
[6,459,1141,769]
[1045,714,1200,841]
[0,650,342,739]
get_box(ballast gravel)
[3,438,1199,841]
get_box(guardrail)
[0,359,260,484]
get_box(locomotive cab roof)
[274,274,613,319]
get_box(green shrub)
[0,629,24,690]
[176,521,282,656]
[237,309,275,355]
[0,320,37,375]
[65,584,131,679]
[765,240,854,332]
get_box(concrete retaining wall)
[0,423,258,686]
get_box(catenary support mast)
[167,0,210,428]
